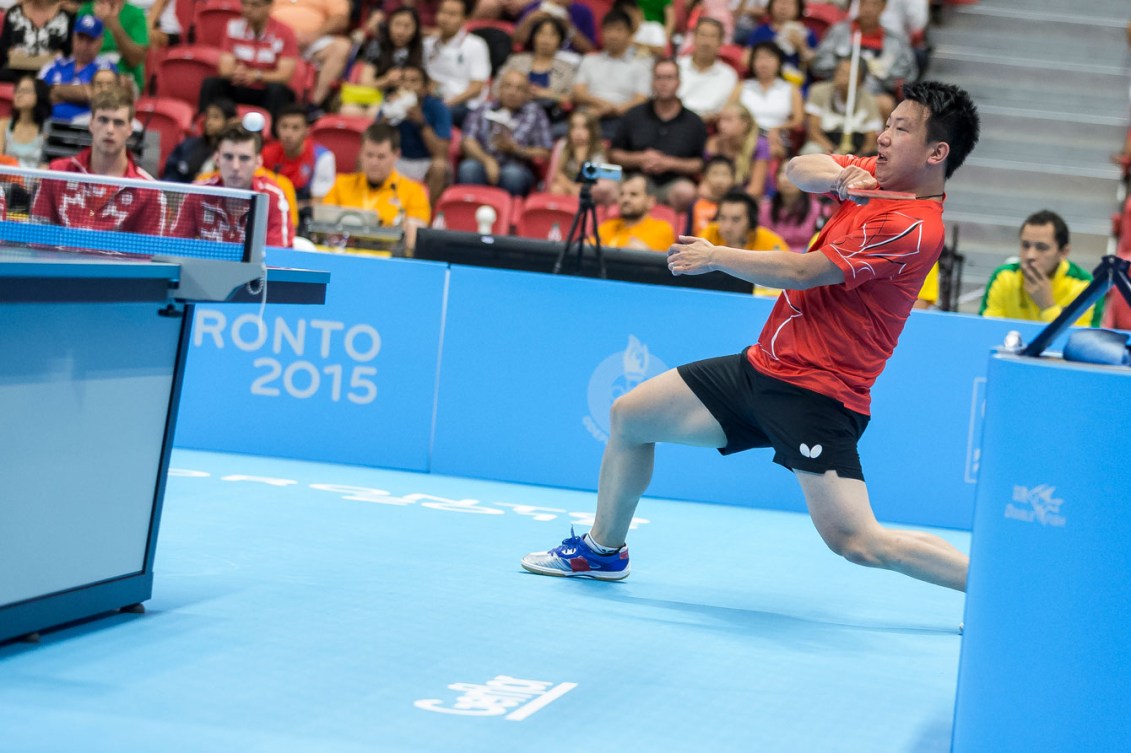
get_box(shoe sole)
[520,560,630,581]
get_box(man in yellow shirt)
[698,191,789,296]
[597,173,677,252]
[980,210,1101,327]
[323,122,431,250]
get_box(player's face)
[276,115,307,153]
[89,106,132,159]
[217,139,261,189]
[617,176,652,221]
[875,100,937,191]
[1019,223,1067,278]
[359,138,398,185]
[716,201,751,247]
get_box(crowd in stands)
[0,0,1126,328]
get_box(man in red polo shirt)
[522,82,982,598]
[172,123,293,248]
[32,86,165,235]
[199,0,299,120]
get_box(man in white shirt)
[676,18,737,125]
[423,0,491,127]
[572,8,652,139]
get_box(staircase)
[929,0,1130,311]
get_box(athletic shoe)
[521,528,630,580]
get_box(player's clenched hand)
[668,236,716,276]
[833,165,878,203]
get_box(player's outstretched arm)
[786,154,877,199]
[668,236,844,290]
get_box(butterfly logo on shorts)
[800,443,823,459]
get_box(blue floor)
[0,450,967,752]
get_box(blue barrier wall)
[176,251,447,471]
[177,251,1066,530]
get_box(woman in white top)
[728,40,803,159]
[0,75,49,168]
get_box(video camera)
[577,161,623,184]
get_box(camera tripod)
[552,182,606,279]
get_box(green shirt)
[637,0,671,24]
[79,2,149,90]
[979,258,1102,327]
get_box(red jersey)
[223,17,299,75]
[170,173,294,248]
[747,155,945,415]
[31,149,165,235]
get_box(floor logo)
[584,335,668,442]
[414,675,577,720]
[1004,484,1066,527]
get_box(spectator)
[374,0,441,32]
[691,155,737,234]
[800,55,881,155]
[700,189,788,253]
[322,122,431,249]
[609,57,707,213]
[457,69,552,196]
[39,14,117,121]
[571,9,652,139]
[549,109,606,196]
[596,172,676,251]
[32,86,165,233]
[132,0,182,48]
[614,0,667,57]
[498,15,578,122]
[376,63,451,206]
[172,123,294,247]
[705,102,770,199]
[0,75,50,168]
[848,0,928,49]
[728,41,803,159]
[348,6,424,117]
[423,0,491,127]
[758,162,822,252]
[980,210,1102,327]
[269,0,352,115]
[200,0,297,119]
[513,0,595,55]
[70,66,143,127]
[77,0,148,93]
[743,0,817,86]
[811,0,917,122]
[163,97,238,182]
[261,103,336,212]
[676,18,738,125]
[681,0,735,49]
[0,0,73,84]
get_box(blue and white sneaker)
[521,528,630,580]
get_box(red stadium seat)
[464,18,515,35]
[193,0,242,45]
[309,114,372,172]
[136,96,195,169]
[0,82,13,120]
[434,185,513,234]
[290,58,316,103]
[718,44,747,77]
[516,192,579,239]
[156,45,224,109]
[803,3,847,40]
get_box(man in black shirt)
[608,57,707,215]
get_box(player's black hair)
[716,190,759,230]
[900,81,980,179]
[1021,209,1070,249]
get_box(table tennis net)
[0,165,265,263]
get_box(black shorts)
[677,350,870,481]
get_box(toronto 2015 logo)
[583,335,668,443]
[1004,484,1067,527]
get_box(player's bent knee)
[826,533,885,568]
